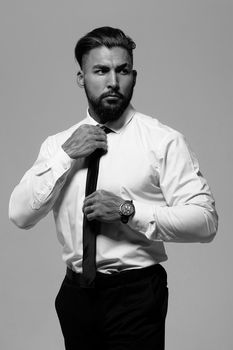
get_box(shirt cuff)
[49,148,74,176]
[128,200,158,240]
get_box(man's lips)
[104,95,120,99]
[101,92,123,99]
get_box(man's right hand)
[62,124,108,159]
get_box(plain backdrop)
[1,0,232,349]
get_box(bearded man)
[9,26,218,350]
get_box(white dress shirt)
[9,104,218,273]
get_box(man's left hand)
[83,190,123,222]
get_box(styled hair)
[74,26,136,68]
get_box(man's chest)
[59,131,163,208]
[97,135,160,196]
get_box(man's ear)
[77,70,84,88]
[132,70,137,87]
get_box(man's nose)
[107,71,119,90]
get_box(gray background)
[1,0,232,349]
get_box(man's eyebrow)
[116,63,131,69]
[92,63,131,69]
[92,64,109,69]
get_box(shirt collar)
[86,104,136,134]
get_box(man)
[9,26,218,350]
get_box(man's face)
[78,46,137,123]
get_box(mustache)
[100,91,124,99]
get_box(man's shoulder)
[133,110,181,141]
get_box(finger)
[95,124,108,133]
[84,191,100,201]
[91,125,107,137]
[97,140,108,149]
[84,204,100,221]
[83,197,95,209]
[92,133,107,142]
[79,124,106,138]
[83,204,94,215]
[83,197,98,213]
[86,212,97,221]
[84,142,106,156]
[91,141,108,152]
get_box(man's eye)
[120,69,130,75]
[95,69,107,75]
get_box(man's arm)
[9,125,107,229]
[9,135,74,229]
[128,132,218,243]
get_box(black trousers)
[55,264,168,350]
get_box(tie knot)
[100,125,113,134]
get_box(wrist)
[118,200,135,224]
[62,144,75,159]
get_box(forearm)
[9,177,52,229]
[129,200,218,243]
[154,203,217,242]
[9,172,66,229]
[9,144,73,229]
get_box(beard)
[84,85,134,124]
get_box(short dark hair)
[74,26,136,68]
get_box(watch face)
[121,201,134,216]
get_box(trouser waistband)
[66,264,166,288]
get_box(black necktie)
[81,126,112,288]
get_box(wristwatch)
[119,200,135,224]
